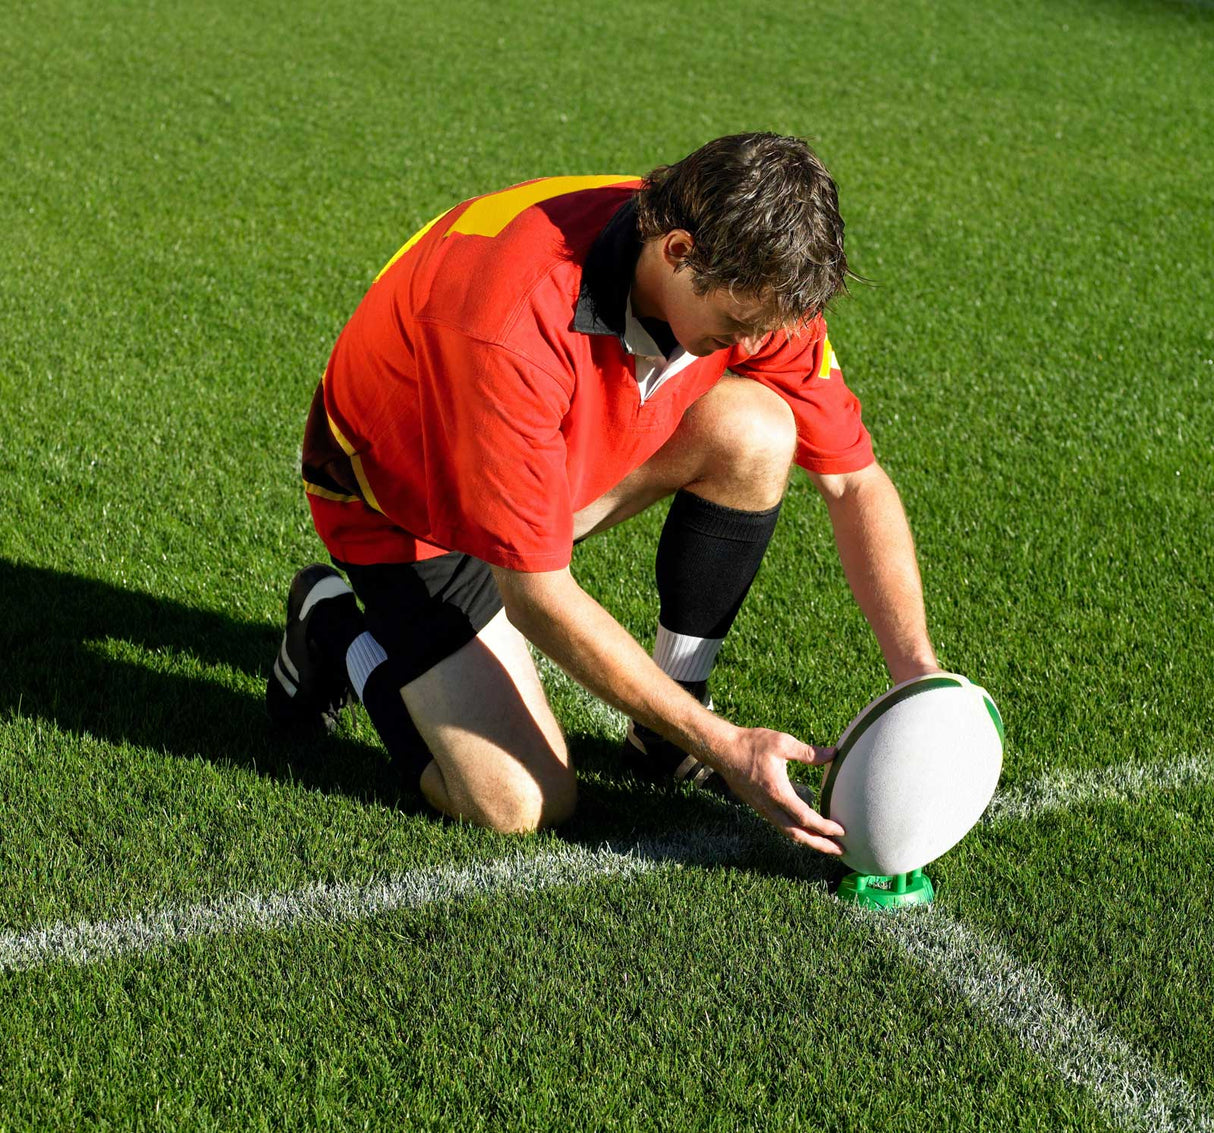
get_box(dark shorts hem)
[334,552,504,687]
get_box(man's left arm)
[809,462,940,684]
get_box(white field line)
[0,835,738,974]
[6,754,1213,1130]
[864,907,1214,1133]
[8,752,1206,974]
[984,753,1213,825]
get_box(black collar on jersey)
[573,197,679,359]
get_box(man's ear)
[661,229,695,269]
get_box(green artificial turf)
[2,0,1212,1127]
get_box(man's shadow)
[0,558,840,886]
[0,558,399,804]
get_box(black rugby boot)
[266,564,361,734]
[620,682,730,795]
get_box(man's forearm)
[820,464,938,683]
[491,564,846,853]
[491,566,735,765]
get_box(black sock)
[307,593,363,667]
[652,489,782,699]
[360,659,431,790]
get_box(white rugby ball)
[820,673,1004,875]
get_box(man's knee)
[423,758,577,835]
[683,379,797,492]
[481,764,578,834]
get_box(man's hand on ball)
[714,726,845,855]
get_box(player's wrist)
[681,711,740,771]
[887,648,940,685]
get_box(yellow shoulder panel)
[446,175,636,239]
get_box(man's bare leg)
[573,376,795,539]
[401,608,575,834]
[397,376,794,832]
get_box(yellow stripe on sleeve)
[325,411,358,458]
[303,479,359,504]
[818,336,838,379]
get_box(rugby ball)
[820,673,1004,875]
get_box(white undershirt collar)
[622,293,698,403]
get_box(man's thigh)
[573,375,795,540]
[405,607,572,832]
[340,554,573,832]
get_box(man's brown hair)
[635,132,855,330]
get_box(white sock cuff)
[346,631,389,701]
[653,626,723,683]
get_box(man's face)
[665,278,774,358]
[652,231,775,357]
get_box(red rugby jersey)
[302,176,874,572]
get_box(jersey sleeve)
[376,319,575,572]
[728,320,875,475]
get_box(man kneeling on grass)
[267,133,939,852]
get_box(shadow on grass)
[558,729,846,889]
[0,559,845,887]
[0,558,412,808]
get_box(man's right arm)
[491,564,846,855]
